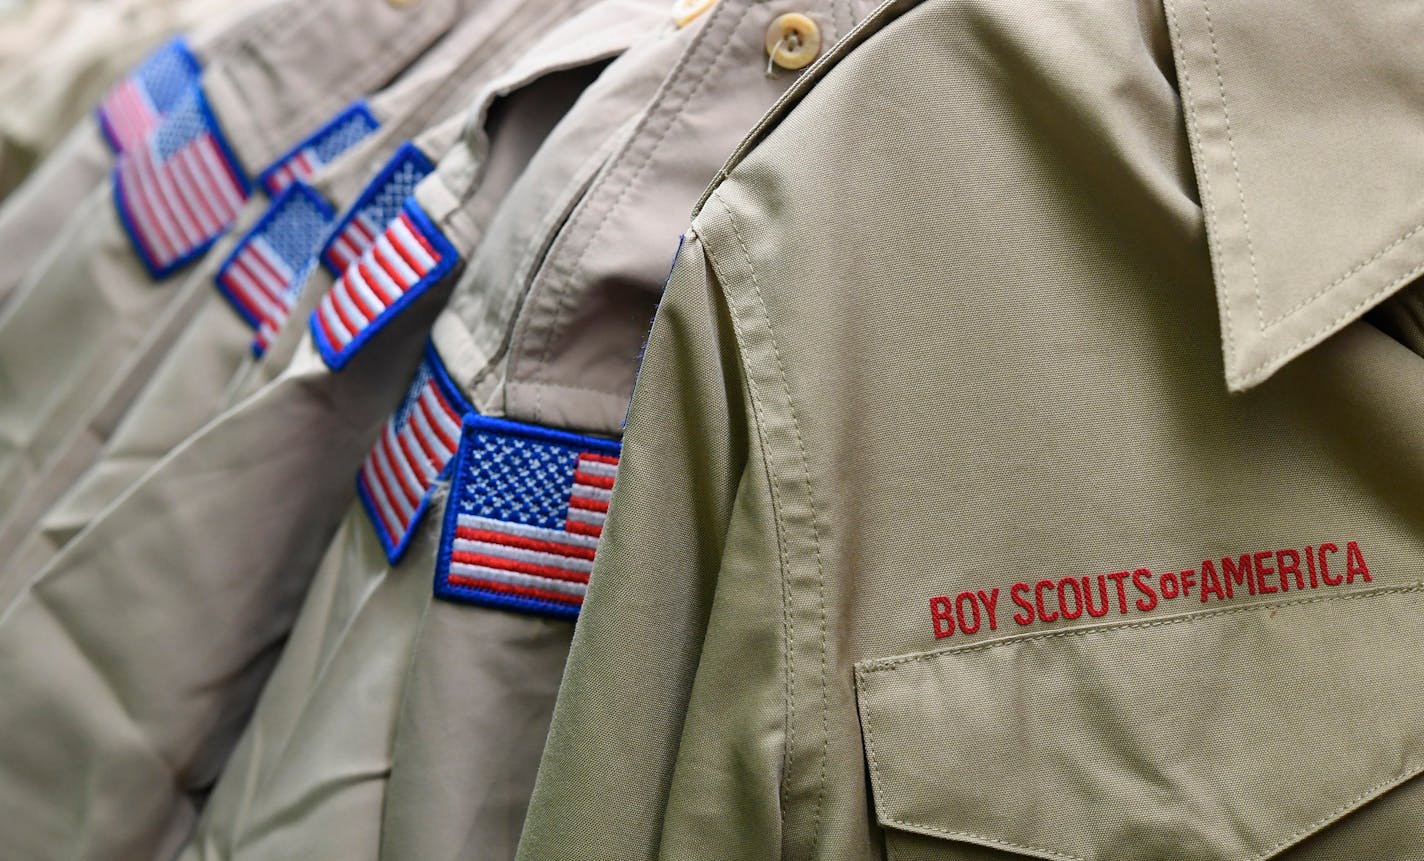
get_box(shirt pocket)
[853,585,1424,861]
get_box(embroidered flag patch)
[309,196,455,370]
[251,255,320,357]
[433,413,622,619]
[320,142,434,277]
[357,346,472,563]
[257,102,380,196]
[96,37,201,154]
[251,145,432,356]
[114,85,249,278]
[215,182,334,332]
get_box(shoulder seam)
[691,0,923,215]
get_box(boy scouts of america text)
[929,541,1371,639]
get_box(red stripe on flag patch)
[114,85,249,278]
[354,345,472,563]
[310,198,456,370]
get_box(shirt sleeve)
[515,230,753,860]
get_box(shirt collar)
[1167,0,1424,390]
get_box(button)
[672,0,717,27]
[764,12,821,71]
[386,0,420,7]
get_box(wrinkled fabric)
[0,0,286,308]
[0,0,482,567]
[0,0,560,585]
[0,5,645,860]
[177,7,671,857]
[0,0,262,200]
[518,1,1424,860]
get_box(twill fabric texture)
[0,0,480,574]
[516,1,1424,860]
[0,0,565,584]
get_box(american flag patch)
[214,182,334,333]
[357,345,472,563]
[252,145,431,357]
[250,254,320,357]
[433,413,622,619]
[113,85,249,278]
[250,256,320,357]
[257,102,380,196]
[309,196,455,370]
[320,142,434,277]
[96,37,201,154]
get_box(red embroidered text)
[929,540,1371,639]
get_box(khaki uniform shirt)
[170,4,674,856]
[0,4,654,859]
[518,1,1424,859]
[0,0,576,583]
[382,4,874,857]
[0,0,257,199]
[0,0,480,552]
[0,0,284,308]
[171,3,858,859]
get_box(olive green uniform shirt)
[519,1,1424,859]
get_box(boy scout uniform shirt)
[0,0,254,199]
[0,122,459,583]
[381,4,875,857]
[172,6,682,856]
[169,3,852,858]
[0,0,284,308]
[0,0,477,547]
[517,0,1424,859]
[0,0,574,582]
[0,7,654,860]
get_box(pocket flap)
[854,587,1424,860]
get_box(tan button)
[672,0,717,27]
[764,12,821,71]
[386,0,420,8]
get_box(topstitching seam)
[1196,0,1424,351]
[715,191,833,857]
[695,218,799,846]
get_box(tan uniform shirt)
[171,5,675,857]
[518,1,1424,859]
[0,0,258,199]
[0,0,478,551]
[381,4,874,857]
[0,0,577,583]
[0,0,284,308]
[0,4,653,859]
[169,3,859,859]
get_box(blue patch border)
[309,195,456,371]
[356,341,474,565]
[96,36,202,154]
[432,411,622,619]
[319,141,435,278]
[214,181,335,329]
[255,100,380,196]
[112,83,252,280]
